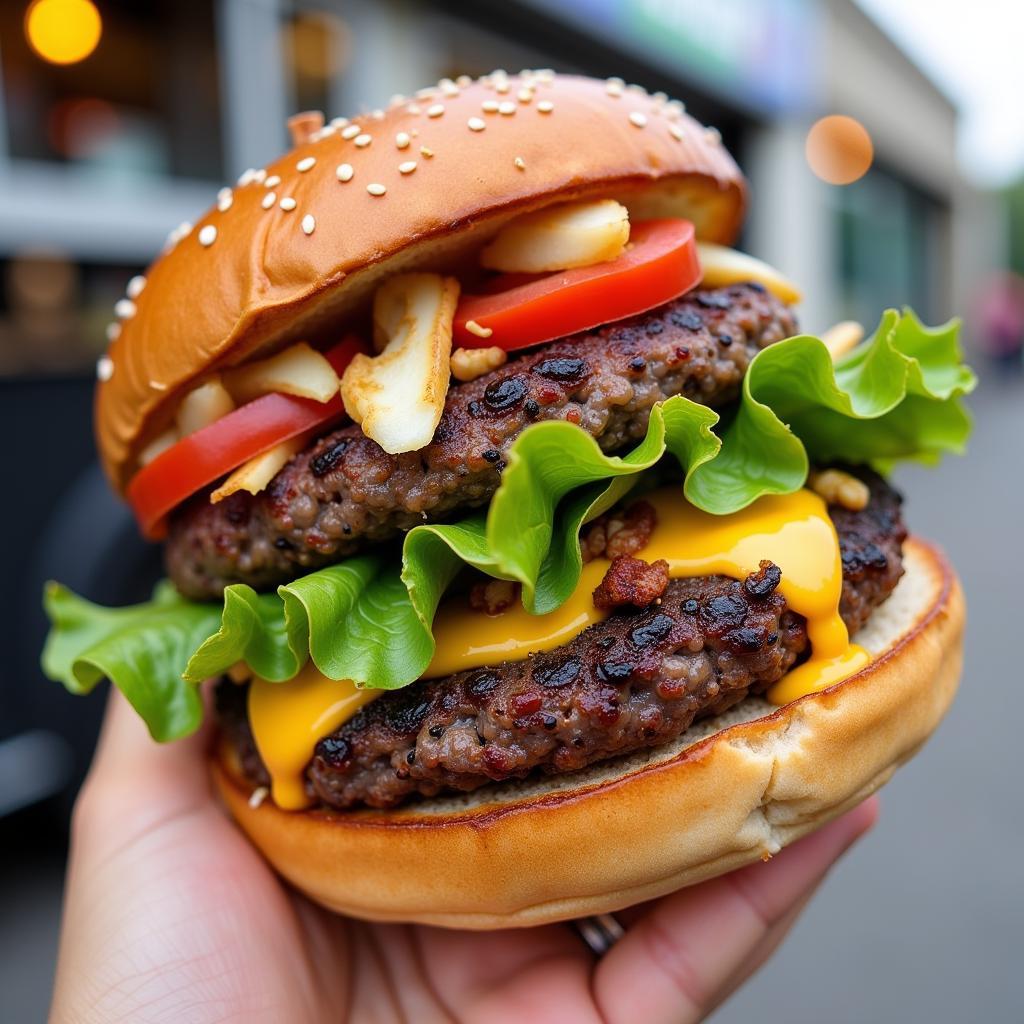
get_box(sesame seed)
[629,111,648,128]
[198,224,217,246]
[416,86,437,99]
[167,221,192,244]
[301,214,316,235]
[537,100,554,113]
[536,69,555,83]
[406,103,422,115]
[606,81,623,97]
[481,100,500,113]
[317,124,337,138]
[296,156,316,172]
[354,133,372,148]
[126,275,146,299]
[371,108,385,121]
[495,80,510,94]
[667,99,685,116]
[465,320,493,339]
[216,187,233,212]
[261,191,277,209]
[399,160,417,174]
[253,169,267,183]
[705,126,721,144]
[336,163,354,182]
[341,124,361,139]
[439,78,459,97]
[498,101,516,115]
[330,116,349,128]
[265,174,281,188]
[652,91,668,104]
[396,131,411,149]
[236,167,256,186]
[427,104,445,118]
[456,74,472,87]
[420,146,434,158]
[468,117,486,132]
[279,197,297,211]
[514,156,526,170]
[105,322,121,342]
[248,786,269,809]
[669,124,685,141]
[96,356,114,381]
[366,183,387,196]
[517,88,533,103]
[115,298,136,319]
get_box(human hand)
[51,690,877,1024]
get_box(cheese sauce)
[248,661,377,810]
[248,486,869,809]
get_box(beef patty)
[168,284,796,599]
[217,471,905,811]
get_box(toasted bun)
[96,72,745,490]
[213,537,963,929]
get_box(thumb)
[73,686,218,861]
[88,683,215,795]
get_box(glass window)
[2,1,223,180]
[0,253,143,377]
[835,165,944,325]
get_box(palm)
[51,694,876,1024]
[116,803,600,1023]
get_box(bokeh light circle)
[805,115,874,185]
[25,0,102,66]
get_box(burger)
[44,71,974,929]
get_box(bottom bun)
[212,537,964,929]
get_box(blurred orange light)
[805,115,873,185]
[25,0,102,66]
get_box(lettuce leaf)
[43,582,220,741]
[42,308,975,741]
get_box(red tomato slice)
[453,219,701,351]
[127,335,366,540]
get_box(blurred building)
[0,0,998,384]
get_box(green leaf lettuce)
[42,308,975,741]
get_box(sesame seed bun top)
[96,71,746,491]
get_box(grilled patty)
[168,284,796,599]
[217,471,905,811]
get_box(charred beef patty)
[217,473,905,811]
[169,284,796,599]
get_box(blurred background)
[1,1,1020,1020]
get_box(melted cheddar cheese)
[248,487,869,809]
[249,662,378,809]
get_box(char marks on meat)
[168,284,796,599]
[217,471,905,811]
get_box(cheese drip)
[248,487,868,809]
[249,661,377,810]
